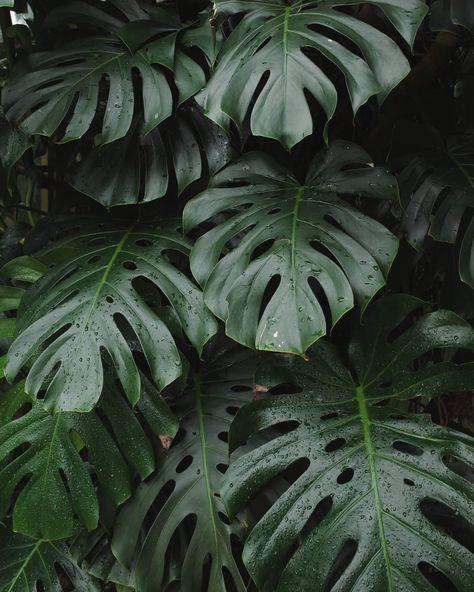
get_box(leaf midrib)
[194,376,221,562]
[356,385,393,591]
[7,539,43,592]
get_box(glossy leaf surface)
[0,370,177,539]
[3,6,212,143]
[68,105,232,207]
[0,529,99,592]
[4,221,217,412]
[112,345,258,592]
[223,296,474,591]
[199,0,427,148]
[185,142,399,354]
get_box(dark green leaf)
[0,368,177,539]
[0,528,100,592]
[0,255,48,283]
[4,220,217,412]
[185,142,399,354]
[223,295,474,591]
[68,104,233,207]
[199,0,427,148]
[111,345,259,592]
[397,129,474,288]
[3,6,213,143]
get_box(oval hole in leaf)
[421,499,474,553]
[323,540,358,592]
[418,562,459,592]
[230,385,252,392]
[392,440,424,456]
[443,455,474,483]
[123,260,138,271]
[337,468,354,485]
[176,455,193,473]
[321,412,339,421]
[135,238,154,247]
[325,438,346,453]
[218,512,231,525]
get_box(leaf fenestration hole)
[392,440,423,456]
[176,455,193,473]
[135,238,153,247]
[337,468,354,484]
[323,540,358,592]
[218,512,231,525]
[418,562,459,592]
[230,385,252,392]
[321,412,339,421]
[218,431,229,443]
[325,438,346,453]
[123,260,138,271]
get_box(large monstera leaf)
[184,142,399,354]
[2,4,213,143]
[111,345,259,592]
[0,369,178,540]
[198,0,427,148]
[397,129,474,288]
[222,295,474,591]
[0,529,99,592]
[67,104,233,207]
[4,220,217,412]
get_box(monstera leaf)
[0,529,100,592]
[68,104,233,207]
[222,295,474,591]
[397,129,474,288]
[111,345,261,592]
[4,220,217,412]
[0,368,178,540]
[184,142,399,354]
[198,0,427,148]
[2,5,213,143]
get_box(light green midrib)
[81,226,133,331]
[355,385,393,591]
[291,187,303,270]
[194,376,221,561]
[7,540,43,592]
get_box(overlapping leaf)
[4,220,217,412]
[0,368,178,540]
[199,0,427,148]
[0,529,99,592]
[185,142,399,354]
[397,129,474,288]
[3,4,213,143]
[111,345,259,592]
[223,295,474,591]
[68,104,232,207]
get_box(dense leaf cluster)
[0,1,473,591]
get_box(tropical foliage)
[0,1,473,591]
